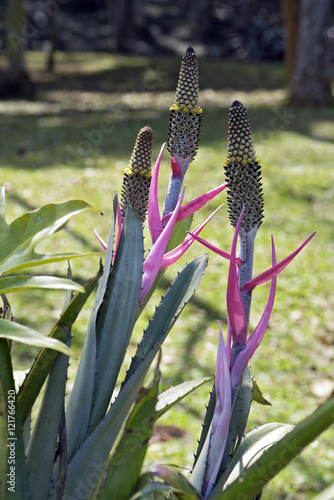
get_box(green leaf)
[252,379,271,406]
[156,377,213,420]
[210,397,334,499]
[0,275,85,294]
[58,255,208,500]
[192,384,216,470]
[93,359,160,500]
[0,320,75,356]
[26,322,71,500]
[148,466,202,499]
[17,269,101,426]
[0,199,101,275]
[0,339,29,499]
[88,206,144,432]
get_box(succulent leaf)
[92,359,160,500]
[26,314,71,499]
[65,201,119,460]
[59,256,208,500]
[88,206,143,432]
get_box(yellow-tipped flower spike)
[167,46,202,160]
[224,101,264,232]
[120,126,153,224]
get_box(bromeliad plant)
[0,47,224,500]
[0,46,333,500]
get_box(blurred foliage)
[0,51,333,499]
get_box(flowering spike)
[224,101,264,233]
[120,126,153,224]
[167,47,202,162]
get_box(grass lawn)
[0,50,333,499]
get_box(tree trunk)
[108,0,132,51]
[46,8,59,73]
[192,0,214,42]
[291,0,333,106]
[0,0,35,98]
[6,0,25,74]
[280,0,301,89]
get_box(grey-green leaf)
[88,206,144,431]
[58,255,208,500]
[219,365,253,477]
[26,329,71,499]
[93,360,160,500]
[65,198,119,460]
[123,254,209,386]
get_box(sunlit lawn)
[0,50,333,499]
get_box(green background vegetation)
[0,51,333,499]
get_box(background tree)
[107,0,146,52]
[281,0,333,105]
[0,0,35,98]
[280,0,300,88]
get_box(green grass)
[1,51,333,499]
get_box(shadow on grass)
[25,53,288,94]
[1,102,334,172]
[0,53,333,172]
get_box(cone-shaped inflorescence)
[120,126,153,224]
[167,46,202,161]
[224,101,264,233]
